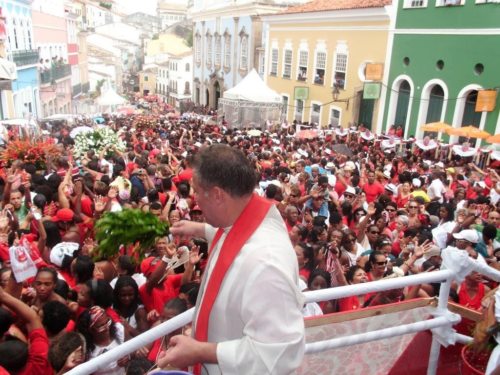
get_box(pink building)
[32,8,72,116]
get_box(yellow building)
[145,33,191,59]
[139,68,158,96]
[262,0,392,130]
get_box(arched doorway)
[394,80,410,131]
[426,85,445,123]
[357,90,374,130]
[461,90,481,126]
[214,81,221,109]
[460,90,481,145]
[205,89,210,107]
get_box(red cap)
[52,208,75,222]
[140,256,161,277]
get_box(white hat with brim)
[344,186,356,196]
[50,242,79,267]
[452,229,479,244]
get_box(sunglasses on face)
[386,208,396,212]
[375,260,388,266]
[369,231,380,234]
[409,206,418,209]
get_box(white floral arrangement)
[73,127,126,159]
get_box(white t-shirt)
[427,178,446,203]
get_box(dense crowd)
[0,109,497,374]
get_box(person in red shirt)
[0,285,52,375]
[362,170,385,203]
[338,266,369,312]
[138,242,200,315]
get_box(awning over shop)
[0,58,17,80]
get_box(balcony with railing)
[12,49,39,67]
[40,64,71,84]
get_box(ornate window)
[215,33,221,68]
[223,31,231,70]
[314,51,326,85]
[333,43,348,90]
[239,34,248,71]
[270,48,278,76]
[206,32,213,67]
[282,49,292,79]
[297,50,308,81]
[195,32,201,65]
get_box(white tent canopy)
[219,69,283,129]
[223,69,281,103]
[96,87,126,106]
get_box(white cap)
[344,186,356,196]
[412,178,421,188]
[327,174,337,187]
[325,162,335,170]
[385,183,397,195]
[475,181,487,189]
[325,148,332,155]
[50,242,79,267]
[298,149,308,157]
[344,161,356,171]
[452,229,479,244]
[434,161,444,169]
[383,170,391,179]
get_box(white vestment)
[194,205,305,374]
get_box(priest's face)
[192,174,220,227]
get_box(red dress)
[456,282,485,335]
[458,282,485,311]
[338,295,362,312]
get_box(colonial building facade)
[381,0,500,141]
[190,0,306,110]
[262,0,392,129]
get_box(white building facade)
[189,0,307,110]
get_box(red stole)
[193,194,272,374]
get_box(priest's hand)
[170,220,206,240]
[157,335,217,369]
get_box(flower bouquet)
[133,115,159,130]
[1,139,61,170]
[73,127,125,159]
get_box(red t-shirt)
[18,328,52,375]
[362,182,385,203]
[338,295,362,312]
[139,274,183,313]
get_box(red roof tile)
[281,0,392,14]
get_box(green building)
[379,0,500,143]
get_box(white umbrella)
[70,126,93,138]
[381,137,401,150]
[415,139,438,151]
[452,144,477,157]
